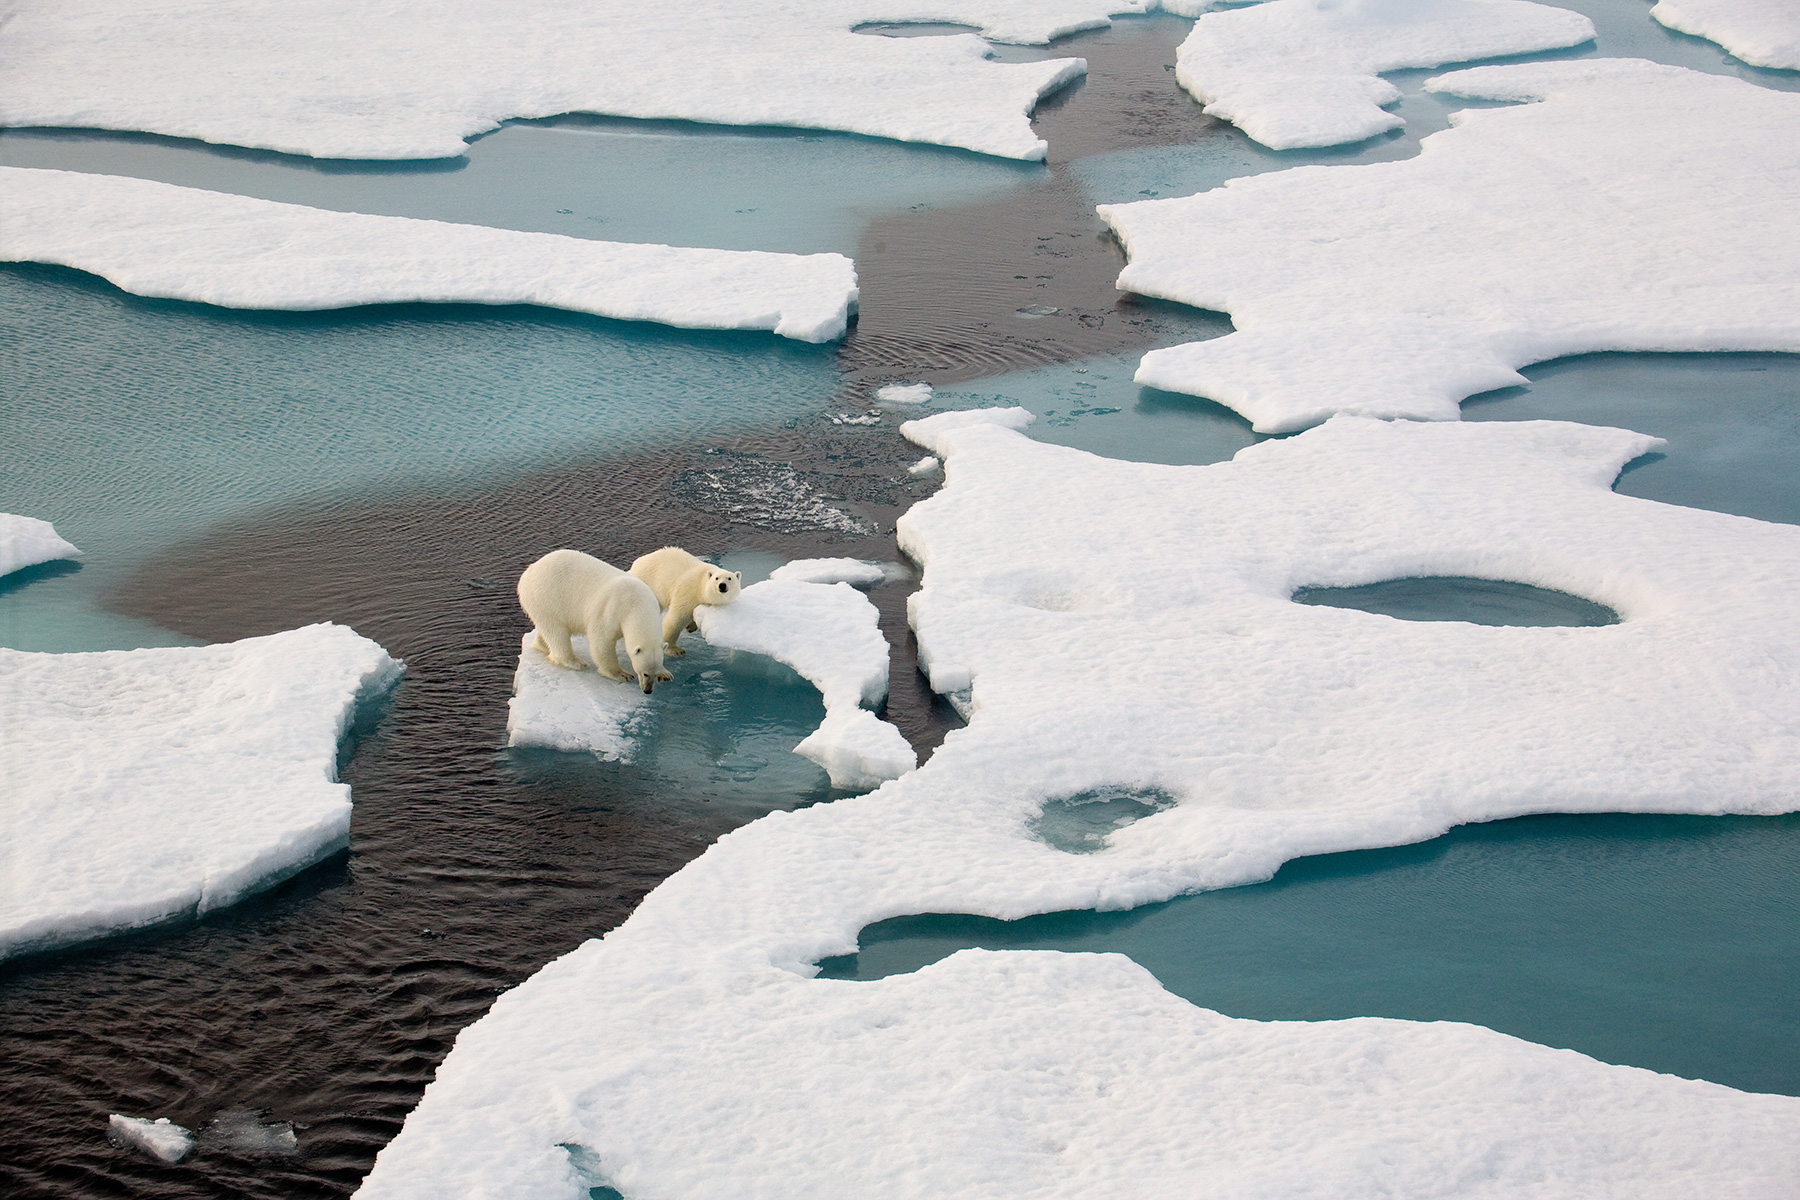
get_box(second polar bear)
[630,547,742,656]
[518,548,672,693]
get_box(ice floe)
[506,633,651,762]
[0,512,80,578]
[0,0,1151,161]
[108,1115,194,1164]
[876,382,935,405]
[1175,0,1595,148]
[696,579,914,789]
[768,558,900,586]
[359,414,1800,1197]
[0,624,400,961]
[1652,0,1800,70]
[0,168,858,342]
[1099,58,1800,431]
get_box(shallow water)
[1291,577,1620,626]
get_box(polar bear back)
[628,546,708,606]
[519,548,625,631]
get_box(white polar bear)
[629,547,742,656]
[517,548,672,693]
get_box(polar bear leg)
[585,616,629,680]
[538,625,586,671]
[662,601,695,654]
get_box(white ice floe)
[0,0,1152,162]
[1100,58,1800,432]
[1653,0,1800,70]
[505,633,651,762]
[359,415,1800,1198]
[0,624,400,961]
[876,382,935,405]
[695,579,914,789]
[908,455,942,476]
[0,512,80,578]
[768,557,900,587]
[108,1115,194,1164]
[0,168,859,342]
[1175,0,1594,149]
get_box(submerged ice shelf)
[0,624,401,961]
[0,168,859,342]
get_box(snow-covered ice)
[1652,0,1800,71]
[1175,0,1594,149]
[357,414,1800,1197]
[506,633,651,762]
[768,557,902,587]
[695,579,914,789]
[0,0,1152,161]
[876,382,935,405]
[0,624,401,961]
[0,168,859,342]
[1099,59,1800,431]
[0,512,80,578]
[108,1115,194,1164]
[908,455,942,476]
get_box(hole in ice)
[1031,787,1177,854]
[1291,577,1618,627]
[816,811,1800,1096]
[851,22,984,38]
[558,1142,624,1199]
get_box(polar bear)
[517,548,672,693]
[629,547,742,656]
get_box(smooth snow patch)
[360,414,1800,1197]
[506,633,651,762]
[877,382,935,405]
[0,624,401,961]
[0,0,1152,161]
[769,558,901,587]
[1176,0,1594,148]
[108,1115,194,1164]
[0,168,859,342]
[1100,59,1800,431]
[0,512,80,577]
[1652,0,1800,70]
[695,579,914,789]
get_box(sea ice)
[0,512,80,578]
[108,1115,194,1164]
[358,414,1800,1197]
[1099,58,1800,431]
[908,455,942,476]
[0,624,401,961]
[506,633,651,762]
[768,558,898,587]
[876,382,936,405]
[1652,0,1800,70]
[1175,0,1594,148]
[0,168,859,342]
[695,579,914,789]
[0,0,1152,161]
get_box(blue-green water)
[1292,577,1621,626]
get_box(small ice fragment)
[877,382,934,405]
[109,1114,194,1164]
[828,412,883,425]
[1015,304,1061,317]
[908,455,941,477]
[769,558,894,587]
[1,512,81,577]
[202,1108,299,1156]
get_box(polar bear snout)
[718,581,730,594]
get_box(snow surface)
[0,0,1155,161]
[876,382,936,405]
[1653,0,1800,70]
[1175,0,1594,148]
[358,414,1800,1197]
[768,558,900,586]
[0,168,859,342]
[908,455,942,477]
[506,633,650,762]
[0,512,80,578]
[695,579,914,789]
[1100,59,1800,431]
[108,1115,193,1164]
[0,624,400,962]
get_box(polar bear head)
[704,567,742,605]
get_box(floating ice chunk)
[201,1108,299,1157]
[898,406,1035,454]
[108,1115,194,1164]
[505,633,650,762]
[876,382,935,405]
[1652,0,1800,70]
[0,0,1153,162]
[828,412,883,425]
[1175,0,1594,149]
[0,512,80,578]
[0,624,401,961]
[769,558,899,587]
[695,579,914,788]
[0,169,860,343]
[908,455,942,476]
[1100,59,1800,431]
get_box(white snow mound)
[0,624,401,962]
[1100,59,1800,431]
[1176,0,1594,148]
[506,633,651,762]
[0,0,1153,161]
[109,1115,194,1164]
[0,168,859,342]
[0,512,81,577]
[696,579,914,789]
[769,558,898,587]
[357,414,1800,1198]
[1652,0,1800,70]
